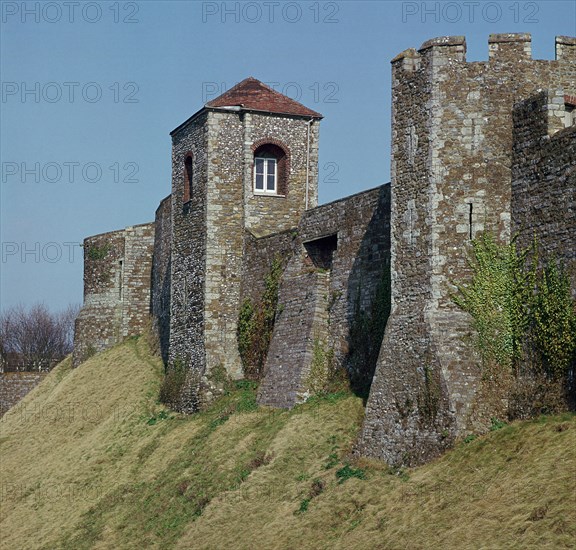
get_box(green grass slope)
[1,337,574,549]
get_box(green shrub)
[297,498,311,514]
[335,464,366,483]
[489,417,507,431]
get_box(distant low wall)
[0,372,48,416]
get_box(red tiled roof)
[205,77,323,118]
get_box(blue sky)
[1,0,574,312]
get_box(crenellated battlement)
[488,32,532,60]
[392,33,575,71]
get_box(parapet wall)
[73,222,155,366]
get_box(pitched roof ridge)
[205,77,323,118]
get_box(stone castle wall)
[73,223,154,366]
[168,111,209,412]
[0,372,48,417]
[73,229,126,366]
[168,107,321,411]
[241,229,297,307]
[512,89,576,293]
[204,111,320,390]
[203,110,246,385]
[359,34,575,466]
[258,185,390,408]
[72,34,574,467]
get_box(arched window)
[253,143,288,196]
[183,155,193,203]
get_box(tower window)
[252,142,288,196]
[254,154,277,194]
[184,154,193,203]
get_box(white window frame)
[564,104,576,128]
[254,156,278,195]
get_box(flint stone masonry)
[73,223,154,367]
[168,110,209,412]
[359,34,575,467]
[152,195,172,364]
[167,86,321,412]
[0,372,48,416]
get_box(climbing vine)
[453,234,528,375]
[305,336,335,394]
[531,260,576,379]
[237,257,283,381]
[454,233,576,383]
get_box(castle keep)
[74,35,575,466]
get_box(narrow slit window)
[118,260,123,299]
[184,155,193,203]
[468,203,473,240]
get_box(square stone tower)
[168,78,322,412]
[359,35,575,466]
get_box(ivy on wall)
[238,257,283,381]
[453,234,528,375]
[305,335,335,395]
[454,233,576,416]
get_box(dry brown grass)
[1,338,574,549]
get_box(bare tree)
[0,303,80,371]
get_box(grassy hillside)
[1,337,574,549]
